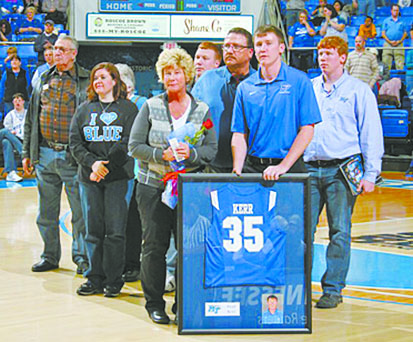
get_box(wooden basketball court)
[0,171,412,341]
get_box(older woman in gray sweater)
[128,48,217,325]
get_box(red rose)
[203,118,214,130]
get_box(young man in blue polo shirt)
[304,36,383,308]
[231,24,321,180]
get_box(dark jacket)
[3,68,29,102]
[34,32,58,65]
[22,63,90,164]
[69,99,138,184]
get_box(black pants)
[124,180,142,272]
[136,183,177,312]
[244,156,307,174]
[290,50,314,73]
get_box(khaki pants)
[382,41,405,71]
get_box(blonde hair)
[155,48,195,84]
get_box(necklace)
[99,101,112,113]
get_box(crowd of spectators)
[283,1,412,73]
[0,1,68,180]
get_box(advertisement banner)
[87,13,170,39]
[99,0,241,13]
[170,14,253,40]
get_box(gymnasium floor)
[0,172,412,341]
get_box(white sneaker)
[6,170,23,182]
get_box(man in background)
[192,27,255,173]
[345,35,379,89]
[193,42,221,83]
[34,19,58,66]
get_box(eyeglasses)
[53,46,74,53]
[222,44,250,52]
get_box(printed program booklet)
[339,155,364,196]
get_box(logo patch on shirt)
[100,111,118,125]
[279,84,291,94]
[340,96,349,103]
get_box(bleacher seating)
[390,70,406,83]
[350,16,366,27]
[346,26,359,39]
[376,7,391,17]
[381,109,410,138]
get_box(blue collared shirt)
[382,17,407,41]
[304,72,384,183]
[262,309,283,324]
[192,65,256,169]
[231,62,321,159]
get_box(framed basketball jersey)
[178,174,312,334]
[205,184,286,288]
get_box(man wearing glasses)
[22,34,90,275]
[192,27,256,173]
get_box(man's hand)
[23,158,33,175]
[263,164,289,181]
[357,179,375,194]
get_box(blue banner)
[178,174,312,334]
[99,0,240,13]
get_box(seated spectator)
[1,0,24,15]
[289,9,316,72]
[34,19,58,65]
[358,16,377,40]
[42,0,68,28]
[311,0,327,27]
[0,54,29,114]
[0,92,26,182]
[333,0,349,25]
[17,5,42,40]
[23,0,40,13]
[342,1,358,17]
[31,47,54,87]
[0,19,12,41]
[319,4,348,42]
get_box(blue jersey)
[205,184,286,288]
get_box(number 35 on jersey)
[205,184,286,288]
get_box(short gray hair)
[115,63,135,90]
[56,34,79,50]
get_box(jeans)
[0,128,22,172]
[357,0,375,17]
[35,146,87,266]
[305,163,357,296]
[124,180,142,272]
[136,182,177,312]
[80,178,134,289]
